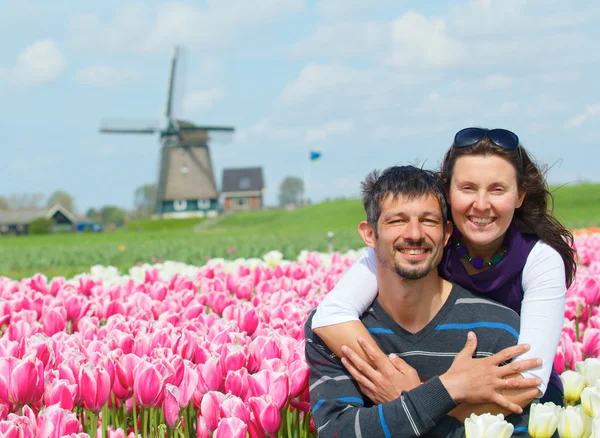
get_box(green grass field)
[2,183,598,280]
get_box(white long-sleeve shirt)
[311,241,566,396]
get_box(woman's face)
[448,154,525,250]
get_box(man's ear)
[443,221,453,247]
[358,221,377,249]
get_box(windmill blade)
[165,46,180,120]
[99,119,160,135]
[178,125,235,132]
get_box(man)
[304,166,541,437]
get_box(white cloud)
[304,120,354,144]
[182,88,226,113]
[280,64,364,106]
[482,75,513,89]
[449,0,591,37]
[566,104,600,128]
[233,119,295,145]
[75,65,138,87]
[2,40,66,88]
[291,22,389,58]
[427,91,440,101]
[69,0,305,53]
[385,12,466,70]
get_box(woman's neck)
[463,235,504,261]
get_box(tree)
[47,191,75,213]
[101,206,127,227]
[85,206,127,227]
[134,184,158,218]
[0,197,7,209]
[278,176,304,207]
[6,193,45,208]
[86,208,102,224]
[29,218,54,235]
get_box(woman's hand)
[340,336,421,404]
[440,332,542,414]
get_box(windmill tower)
[99,47,234,218]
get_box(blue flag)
[310,151,321,162]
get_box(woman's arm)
[515,242,567,396]
[312,247,381,364]
[450,242,567,419]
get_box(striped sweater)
[304,283,530,437]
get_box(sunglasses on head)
[453,127,522,165]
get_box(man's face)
[373,193,450,280]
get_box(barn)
[0,204,76,235]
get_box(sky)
[1,0,599,214]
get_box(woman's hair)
[439,137,577,287]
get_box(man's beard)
[391,243,442,280]
[393,259,435,280]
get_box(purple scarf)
[438,222,563,394]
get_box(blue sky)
[1,0,599,213]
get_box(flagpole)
[304,151,311,206]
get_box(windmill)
[99,46,234,218]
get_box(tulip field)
[0,229,599,437]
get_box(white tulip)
[589,417,600,438]
[558,406,587,438]
[263,250,283,267]
[576,358,600,387]
[529,402,561,438]
[465,413,514,438]
[581,385,600,417]
[562,370,587,403]
[580,406,592,438]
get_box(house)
[0,204,77,235]
[221,167,265,211]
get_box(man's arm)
[305,325,463,438]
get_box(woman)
[312,127,577,409]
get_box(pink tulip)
[248,395,281,435]
[225,368,250,400]
[201,356,223,392]
[37,405,81,438]
[220,344,248,374]
[79,364,112,412]
[0,354,44,406]
[235,282,253,301]
[44,376,77,411]
[288,359,310,398]
[207,293,231,316]
[200,391,226,432]
[163,384,180,428]
[63,294,90,322]
[583,277,600,306]
[40,306,67,336]
[248,369,289,409]
[583,328,600,358]
[0,338,20,358]
[554,345,566,374]
[249,336,281,372]
[177,361,199,408]
[196,413,210,438]
[116,354,142,391]
[133,361,164,408]
[214,417,248,438]
[221,394,250,423]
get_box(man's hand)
[440,332,542,414]
[340,336,421,404]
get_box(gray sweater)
[304,283,530,437]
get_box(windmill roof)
[221,167,264,193]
